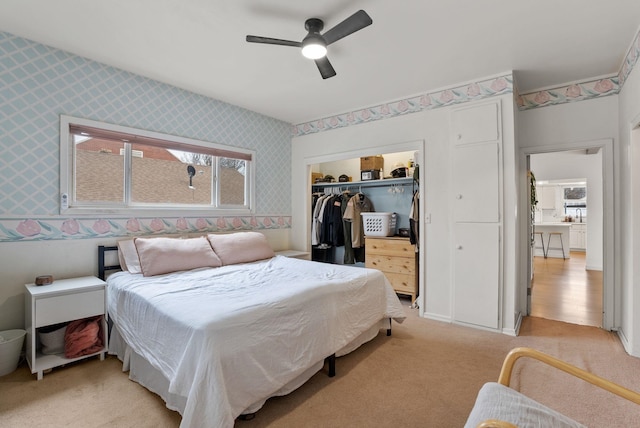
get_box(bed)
[99,232,406,427]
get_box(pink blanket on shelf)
[64,315,103,359]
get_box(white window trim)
[60,115,256,216]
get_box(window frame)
[60,115,256,216]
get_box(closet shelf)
[312,177,415,190]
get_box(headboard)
[98,245,121,280]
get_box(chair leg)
[546,233,566,260]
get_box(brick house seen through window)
[61,115,253,214]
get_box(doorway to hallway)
[523,139,614,330]
[531,251,603,327]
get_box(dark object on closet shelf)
[391,166,408,178]
[338,174,349,182]
[398,228,410,237]
[361,170,380,181]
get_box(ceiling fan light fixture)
[301,35,327,59]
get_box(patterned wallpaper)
[3,25,640,241]
[0,32,292,242]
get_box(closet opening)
[310,150,420,306]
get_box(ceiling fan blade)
[315,56,336,79]
[322,10,372,45]
[246,35,301,47]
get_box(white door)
[453,223,500,329]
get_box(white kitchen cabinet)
[570,223,587,250]
[538,185,557,210]
[24,276,107,380]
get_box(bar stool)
[533,231,546,258]
[547,232,566,260]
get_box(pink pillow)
[134,236,222,276]
[117,239,142,274]
[207,232,275,265]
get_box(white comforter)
[107,255,406,427]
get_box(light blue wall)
[0,31,292,241]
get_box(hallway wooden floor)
[531,251,603,327]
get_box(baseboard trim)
[502,312,523,337]
[617,328,633,356]
[422,312,452,323]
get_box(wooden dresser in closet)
[365,236,418,302]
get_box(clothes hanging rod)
[311,177,415,190]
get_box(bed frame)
[98,245,119,280]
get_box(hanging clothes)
[320,194,346,247]
[343,193,374,249]
[311,193,331,246]
[409,190,419,251]
[341,192,365,264]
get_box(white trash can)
[0,329,26,376]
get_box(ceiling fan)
[246,9,372,79]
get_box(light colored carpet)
[1,308,639,427]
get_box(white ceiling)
[1,1,640,124]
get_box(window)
[60,115,255,215]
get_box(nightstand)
[24,276,107,380]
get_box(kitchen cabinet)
[570,223,587,250]
[365,236,418,302]
[538,186,557,210]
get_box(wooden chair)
[466,347,640,428]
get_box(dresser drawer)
[366,254,415,275]
[35,290,104,328]
[365,237,414,257]
[384,272,416,294]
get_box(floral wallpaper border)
[517,76,620,110]
[294,27,640,134]
[292,74,513,136]
[617,25,640,89]
[518,27,639,110]
[0,216,291,242]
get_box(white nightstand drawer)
[35,290,105,328]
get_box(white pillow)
[134,236,222,276]
[207,232,275,265]
[117,239,142,274]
